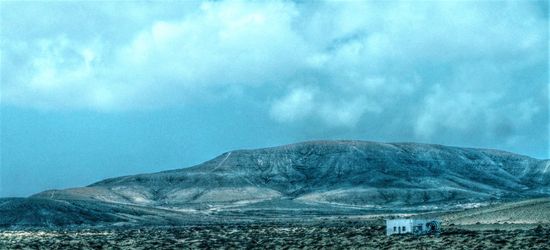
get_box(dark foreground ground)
[1,222,549,249]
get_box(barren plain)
[1,221,549,249]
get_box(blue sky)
[1,0,548,197]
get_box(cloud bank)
[1,0,548,156]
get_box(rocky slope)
[0,198,205,227]
[2,140,549,227]
[441,198,550,225]
[32,140,550,210]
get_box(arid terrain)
[1,221,549,249]
[2,198,549,249]
[3,141,549,228]
[1,141,548,248]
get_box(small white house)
[386,218,440,236]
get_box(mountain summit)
[3,140,549,227]
[34,140,550,208]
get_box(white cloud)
[318,98,378,127]
[414,84,501,138]
[270,87,316,123]
[115,1,306,89]
[2,1,309,110]
[270,86,383,127]
[1,0,547,149]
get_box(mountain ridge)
[33,140,549,207]
[3,140,549,227]
[84,140,545,188]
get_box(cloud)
[270,87,316,123]
[116,1,306,89]
[2,1,308,110]
[270,85,383,127]
[1,0,548,155]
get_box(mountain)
[0,198,129,227]
[0,197,208,227]
[32,140,550,209]
[3,140,549,227]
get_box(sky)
[1,0,548,197]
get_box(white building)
[386,218,440,236]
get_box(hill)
[2,140,548,227]
[442,198,550,225]
[33,140,549,209]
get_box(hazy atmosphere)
[1,0,548,197]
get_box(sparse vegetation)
[1,222,549,249]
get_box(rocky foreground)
[1,222,549,249]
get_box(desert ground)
[1,220,549,249]
[2,198,549,249]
